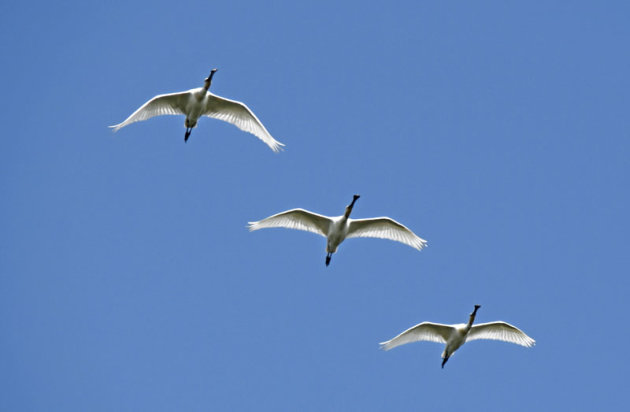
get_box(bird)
[248,194,427,266]
[109,69,284,152]
[380,305,535,368]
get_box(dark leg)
[441,356,449,368]
[325,253,332,266]
[185,128,192,142]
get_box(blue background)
[1,1,628,410]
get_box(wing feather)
[380,322,453,351]
[205,93,284,152]
[248,209,331,237]
[347,217,427,251]
[110,92,189,131]
[466,322,535,347]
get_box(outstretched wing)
[466,322,536,347]
[248,209,331,237]
[110,92,189,131]
[347,217,427,251]
[380,322,453,351]
[204,93,285,152]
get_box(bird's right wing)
[347,217,427,251]
[379,322,453,351]
[466,322,536,347]
[109,92,190,131]
[204,93,285,152]
[248,209,331,237]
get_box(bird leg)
[325,253,332,266]
[441,356,449,368]
[185,128,192,142]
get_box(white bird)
[248,195,427,266]
[110,69,284,152]
[380,305,535,368]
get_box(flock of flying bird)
[110,69,535,368]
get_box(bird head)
[471,305,481,317]
[204,68,218,89]
[467,305,481,327]
[344,194,360,218]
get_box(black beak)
[349,194,360,208]
[206,68,218,82]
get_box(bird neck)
[465,317,475,332]
[344,196,359,218]
[204,70,217,92]
[465,307,480,330]
[343,206,353,219]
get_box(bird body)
[380,305,535,368]
[248,195,427,266]
[110,69,284,151]
[326,215,350,253]
[183,88,207,129]
[441,323,469,359]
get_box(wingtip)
[270,141,286,153]
[379,342,391,351]
[415,238,428,251]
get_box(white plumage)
[380,305,534,368]
[248,195,427,266]
[110,69,284,152]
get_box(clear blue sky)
[1,1,629,410]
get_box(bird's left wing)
[466,322,536,347]
[248,209,331,238]
[204,93,285,152]
[110,92,189,131]
[380,322,453,351]
[347,217,427,251]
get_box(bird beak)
[349,194,360,208]
[206,68,218,82]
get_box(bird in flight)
[110,69,284,152]
[248,195,427,266]
[380,305,535,368]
